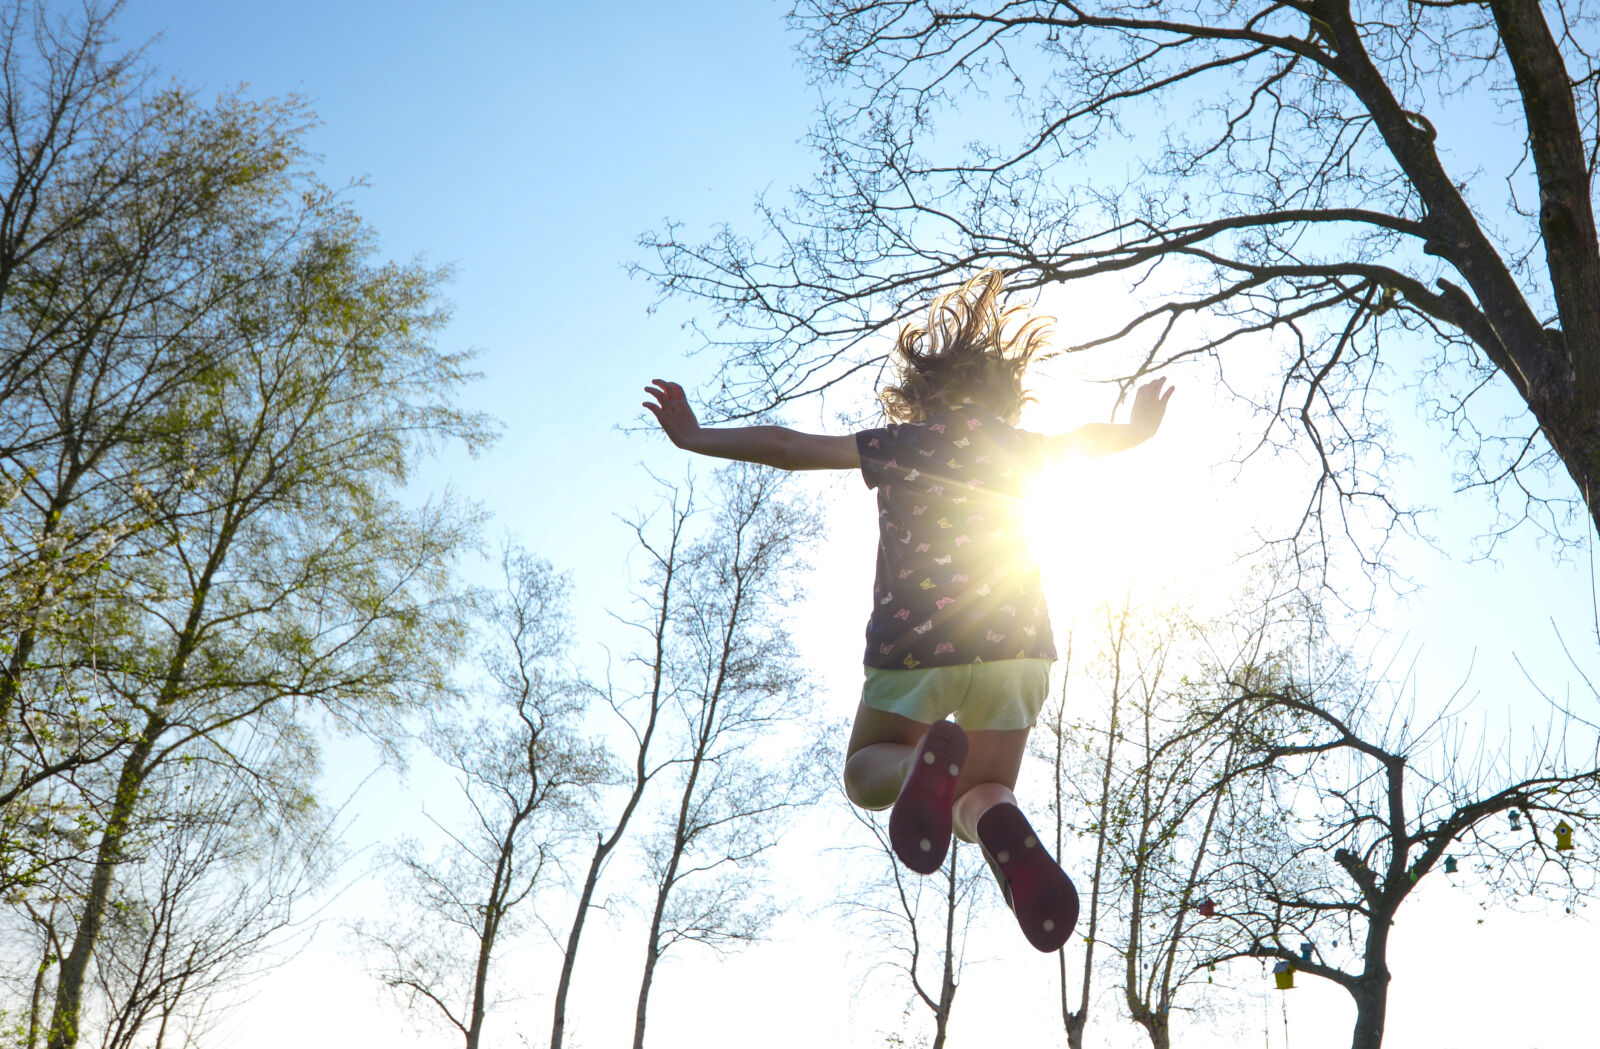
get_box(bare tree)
[641,0,1600,559]
[1043,595,1252,1049]
[1112,620,1250,1049]
[630,463,823,1049]
[1174,606,1600,1049]
[838,802,984,1049]
[546,484,689,1049]
[1037,622,1115,1049]
[354,548,605,1049]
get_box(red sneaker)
[888,721,968,874]
[977,802,1079,952]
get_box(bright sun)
[1021,410,1242,625]
[1025,459,1167,617]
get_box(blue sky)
[117,1,817,608]
[102,3,1600,1048]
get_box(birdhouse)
[1299,942,1313,962]
[1273,961,1294,990]
[1444,855,1458,874]
[1555,820,1574,851]
[1198,898,1217,918]
[1510,811,1522,832]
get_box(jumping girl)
[643,270,1172,952]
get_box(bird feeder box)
[1510,811,1522,831]
[1299,942,1313,962]
[1556,820,1574,851]
[1444,855,1458,874]
[1273,961,1294,990]
[1198,898,1217,918]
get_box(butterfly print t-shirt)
[854,405,1057,670]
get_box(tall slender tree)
[837,803,983,1049]
[547,481,690,1049]
[356,548,605,1049]
[631,464,822,1049]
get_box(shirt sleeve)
[855,426,898,490]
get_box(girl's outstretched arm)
[643,379,860,471]
[1044,377,1174,459]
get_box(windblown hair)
[879,270,1052,424]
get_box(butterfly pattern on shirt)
[855,405,1057,670]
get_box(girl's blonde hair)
[879,270,1052,424]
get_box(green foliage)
[0,3,490,1046]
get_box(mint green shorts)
[861,659,1053,731]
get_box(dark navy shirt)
[855,405,1057,670]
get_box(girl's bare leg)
[844,700,1033,828]
[950,728,1030,842]
[843,701,927,810]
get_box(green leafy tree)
[0,6,491,1045]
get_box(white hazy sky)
[102,3,1600,1048]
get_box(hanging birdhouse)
[1509,811,1522,832]
[1555,820,1574,851]
[1273,961,1294,990]
[1444,855,1458,874]
[1299,942,1313,962]
[1198,898,1217,918]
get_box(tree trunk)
[551,503,679,1049]
[631,878,673,1049]
[1537,403,1600,541]
[1142,1011,1172,1049]
[27,932,50,1049]
[1349,971,1391,1049]
[1349,905,1394,1049]
[632,749,703,1049]
[930,850,959,1049]
[549,841,605,1049]
[45,531,221,1049]
[45,716,161,1049]
[1065,1011,1087,1049]
[465,900,498,1049]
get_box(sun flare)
[1023,445,1236,625]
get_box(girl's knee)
[843,749,902,810]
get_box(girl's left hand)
[1129,377,1174,438]
[644,379,702,448]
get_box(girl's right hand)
[643,379,701,449]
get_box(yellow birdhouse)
[1273,961,1294,990]
[1555,820,1574,852]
